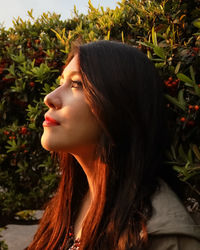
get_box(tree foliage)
[0,0,200,219]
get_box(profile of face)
[41,55,101,155]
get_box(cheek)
[67,103,101,143]
[41,100,101,152]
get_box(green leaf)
[193,84,200,97]
[51,29,65,45]
[137,41,154,49]
[175,61,181,74]
[106,30,110,40]
[27,9,34,20]
[152,26,157,46]
[5,140,19,153]
[147,50,152,59]
[30,63,56,82]
[165,94,185,111]
[177,71,200,96]
[187,148,193,164]
[153,46,166,59]
[155,62,165,68]
[193,18,200,29]
[29,123,36,129]
[171,145,177,160]
[185,161,191,170]
[173,165,185,174]
[7,64,16,77]
[10,50,26,64]
[189,66,196,83]
[177,89,185,107]
[121,31,124,43]
[178,144,187,162]
[166,26,170,36]
[192,144,200,161]
[182,171,197,181]
[177,73,194,86]
[127,22,134,30]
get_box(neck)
[70,144,98,199]
[70,145,107,240]
[70,146,99,239]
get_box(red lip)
[43,115,60,127]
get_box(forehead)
[62,55,80,77]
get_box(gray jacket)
[147,180,200,250]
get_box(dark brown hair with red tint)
[28,40,167,250]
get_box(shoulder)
[147,235,200,250]
[146,179,200,249]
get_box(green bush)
[0,0,199,219]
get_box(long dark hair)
[28,40,167,249]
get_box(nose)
[44,90,62,110]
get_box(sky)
[0,0,119,29]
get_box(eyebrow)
[61,71,81,79]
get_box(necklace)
[61,226,81,250]
[68,238,81,250]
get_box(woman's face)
[41,55,101,155]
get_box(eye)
[71,80,83,89]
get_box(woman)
[28,40,200,249]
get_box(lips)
[43,115,60,127]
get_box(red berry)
[0,67,4,74]
[194,105,199,111]
[189,105,193,109]
[188,120,195,126]
[180,117,186,122]
[164,80,169,86]
[29,81,35,87]
[3,130,9,135]
[192,47,199,53]
[52,62,57,67]
[35,39,40,44]
[20,127,28,135]
[167,83,172,87]
[172,81,177,86]
[35,58,44,65]
[168,77,173,81]
[27,41,32,48]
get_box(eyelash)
[59,80,82,89]
[71,80,83,88]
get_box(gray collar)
[147,179,200,240]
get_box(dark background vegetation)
[0,0,199,226]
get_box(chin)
[41,134,56,151]
[41,135,69,152]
